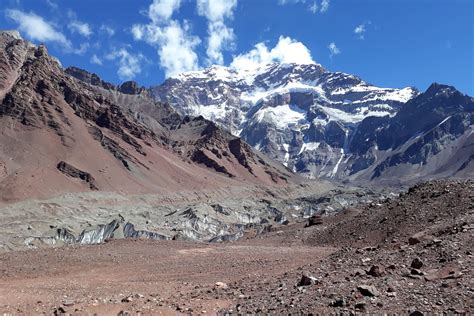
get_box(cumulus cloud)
[132,0,200,77]
[106,48,145,80]
[197,0,237,65]
[90,54,103,65]
[328,42,340,57]
[230,36,315,71]
[148,0,181,22]
[5,9,71,48]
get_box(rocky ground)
[220,179,474,314]
[0,179,472,315]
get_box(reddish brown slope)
[0,31,295,202]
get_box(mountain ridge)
[151,63,473,184]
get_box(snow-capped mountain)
[151,63,473,183]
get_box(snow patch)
[255,104,306,129]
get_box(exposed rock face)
[65,67,145,95]
[165,116,292,183]
[151,64,473,184]
[64,66,116,90]
[56,161,98,190]
[119,81,145,95]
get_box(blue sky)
[0,0,472,95]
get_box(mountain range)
[152,62,473,184]
[0,29,472,201]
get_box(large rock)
[357,284,379,297]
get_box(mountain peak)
[1,30,22,40]
[425,82,459,96]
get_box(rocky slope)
[0,31,294,202]
[151,63,473,184]
[218,179,474,314]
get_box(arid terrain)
[0,16,472,316]
[0,179,472,315]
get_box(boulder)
[297,273,319,286]
[410,258,423,269]
[357,284,379,297]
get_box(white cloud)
[320,0,330,12]
[354,24,365,39]
[5,9,71,49]
[328,42,340,57]
[132,0,200,77]
[106,48,145,80]
[279,0,327,14]
[45,0,58,9]
[67,11,92,38]
[100,24,115,37]
[148,0,181,22]
[73,42,89,55]
[278,0,306,4]
[197,0,237,65]
[131,24,145,40]
[308,1,318,13]
[354,21,371,40]
[68,21,92,37]
[90,54,103,65]
[231,36,315,71]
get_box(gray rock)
[357,284,379,297]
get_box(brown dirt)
[0,238,334,315]
[0,180,472,315]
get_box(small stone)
[408,236,421,245]
[355,302,367,311]
[306,215,323,227]
[62,300,74,307]
[329,298,345,307]
[214,282,228,290]
[121,296,133,303]
[367,265,384,277]
[411,268,424,276]
[352,268,366,276]
[411,258,423,269]
[409,311,424,316]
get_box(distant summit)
[151,62,473,184]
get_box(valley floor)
[0,237,334,315]
[0,179,472,315]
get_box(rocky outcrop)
[64,66,115,90]
[119,81,145,95]
[56,161,98,190]
[65,67,145,96]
